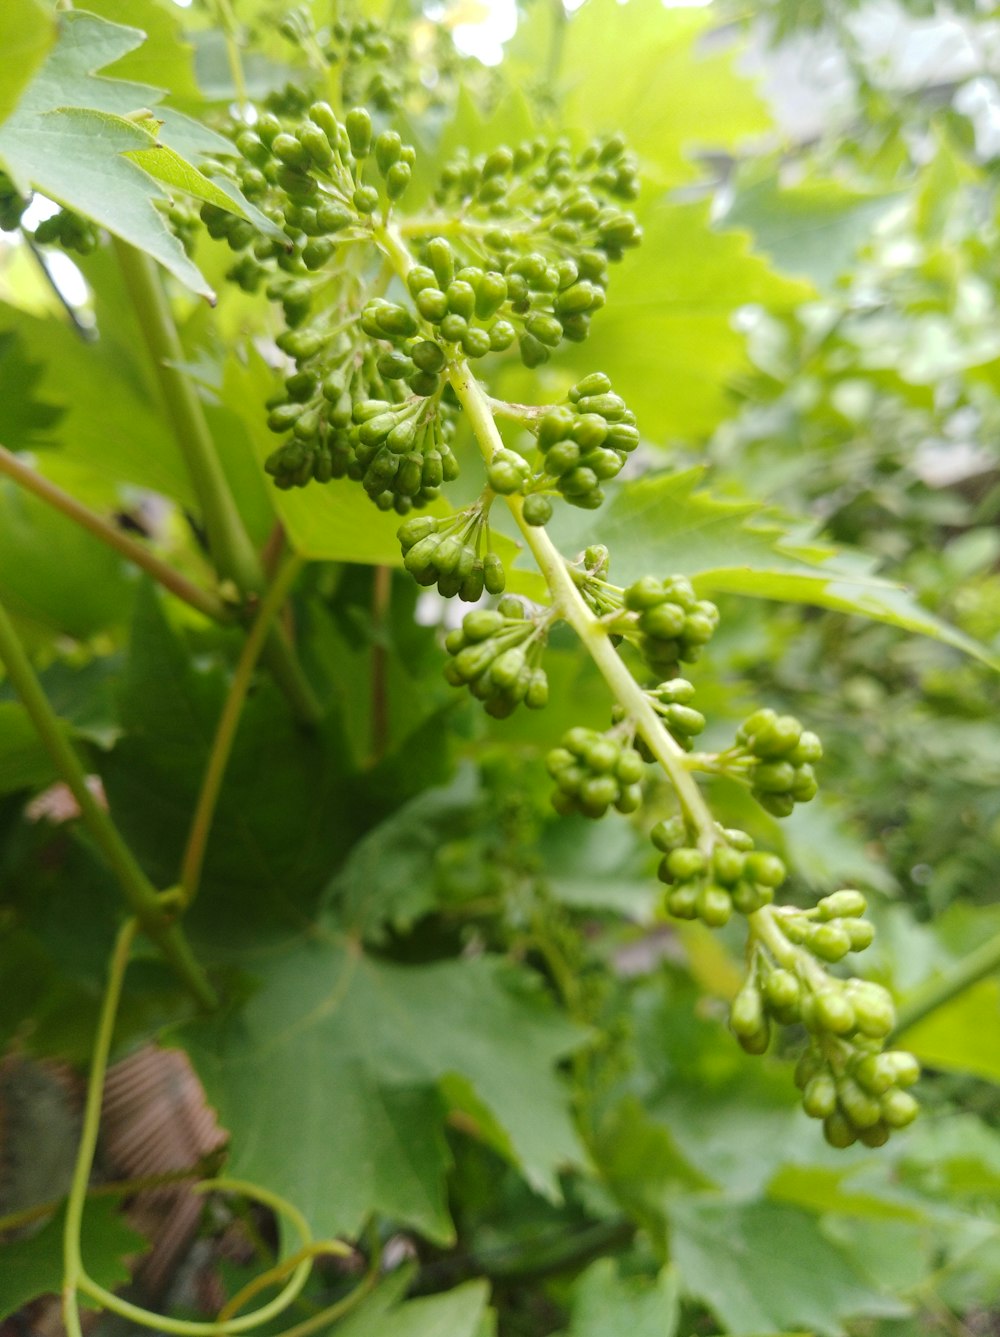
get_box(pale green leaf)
[575,202,811,440]
[0,701,62,795]
[546,468,998,666]
[670,1198,906,1336]
[183,935,585,1240]
[900,980,1000,1083]
[0,0,57,127]
[337,1279,491,1337]
[0,1199,148,1319]
[567,1260,680,1337]
[560,0,770,188]
[724,177,902,292]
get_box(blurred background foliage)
[1,1,1000,1335]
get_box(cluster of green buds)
[0,170,29,232]
[546,726,646,818]
[443,597,550,717]
[361,301,450,396]
[612,679,706,754]
[575,570,719,677]
[651,819,785,926]
[398,506,505,600]
[206,103,416,303]
[692,709,822,817]
[520,373,640,517]
[402,243,517,361]
[33,207,98,255]
[727,889,920,1146]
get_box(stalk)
[112,241,323,728]
[0,445,231,624]
[0,598,216,1009]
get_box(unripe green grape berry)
[483,552,506,594]
[844,919,875,951]
[475,272,508,319]
[791,765,819,803]
[446,280,476,319]
[407,266,437,296]
[763,968,801,1015]
[300,122,334,167]
[882,1090,919,1133]
[666,847,705,881]
[571,414,608,449]
[523,494,553,527]
[818,889,867,920]
[712,845,745,887]
[823,1111,857,1149]
[272,132,311,168]
[650,816,685,852]
[440,313,468,343]
[664,704,705,737]
[579,774,619,817]
[667,885,699,920]
[545,440,581,475]
[417,288,449,322]
[753,714,803,759]
[463,609,505,642]
[582,737,619,772]
[858,1122,891,1148]
[885,1051,920,1087]
[426,236,455,288]
[808,923,853,963]
[353,185,380,213]
[375,130,402,174]
[345,107,373,156]
[624,576,665,610]
[802,1072,837,1119]
[810,990,856,1035]
[759,793,795,819]
[847,983,895,1038]
[462,327,492,359]
[410,370,440,397]
[736,1022,770,1055]
[386,162,411,199]
[615,748,645,785]
[489,320,517,350]
[460,563,486,603]
[730,984,765,1038]
[744,852,786,887]
[838,1078,883,1130]
[697,884,732,928]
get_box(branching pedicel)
[199,88,920,1151]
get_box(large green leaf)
[0,1199,148,1318]
[724,177,902,292]
[546,468,998,666]
[183,933,585,1241]
[0,701,62,795]
[900,980,1000,1083]
[337,1278,491,1337]
[0,12,269,297]
[0,0,56,127]
[566,1260,679,1337]
[0,478,135,639]
[574,202,811,441]
[559,0,770,188]
[98,584,354,930]
[669,1198,907,1336]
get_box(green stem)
[63,918,139,1337]
[450,361,718,845]
[894,928,1000,1036]
[0,598,216,1009]
[112,241,323,728]
[213,0,248,111]
[373,220,717,843]
[0,445,231,624]
[179,555,306,907]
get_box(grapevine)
[187,74,922,1153]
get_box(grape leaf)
[572,201,811,440]
[724,176,902,291]
[669,1198,907,1336]
[567,1259,680,1337]
[0,0,56,127]
[546,467,998,666]
[0,701,63,795]
[899,980,1000,1083]
[337,1278,491,1337]
[183,933,585,1241]
[0,11,270,298]
[558,0,770,188]
[0,1199,148,1319]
